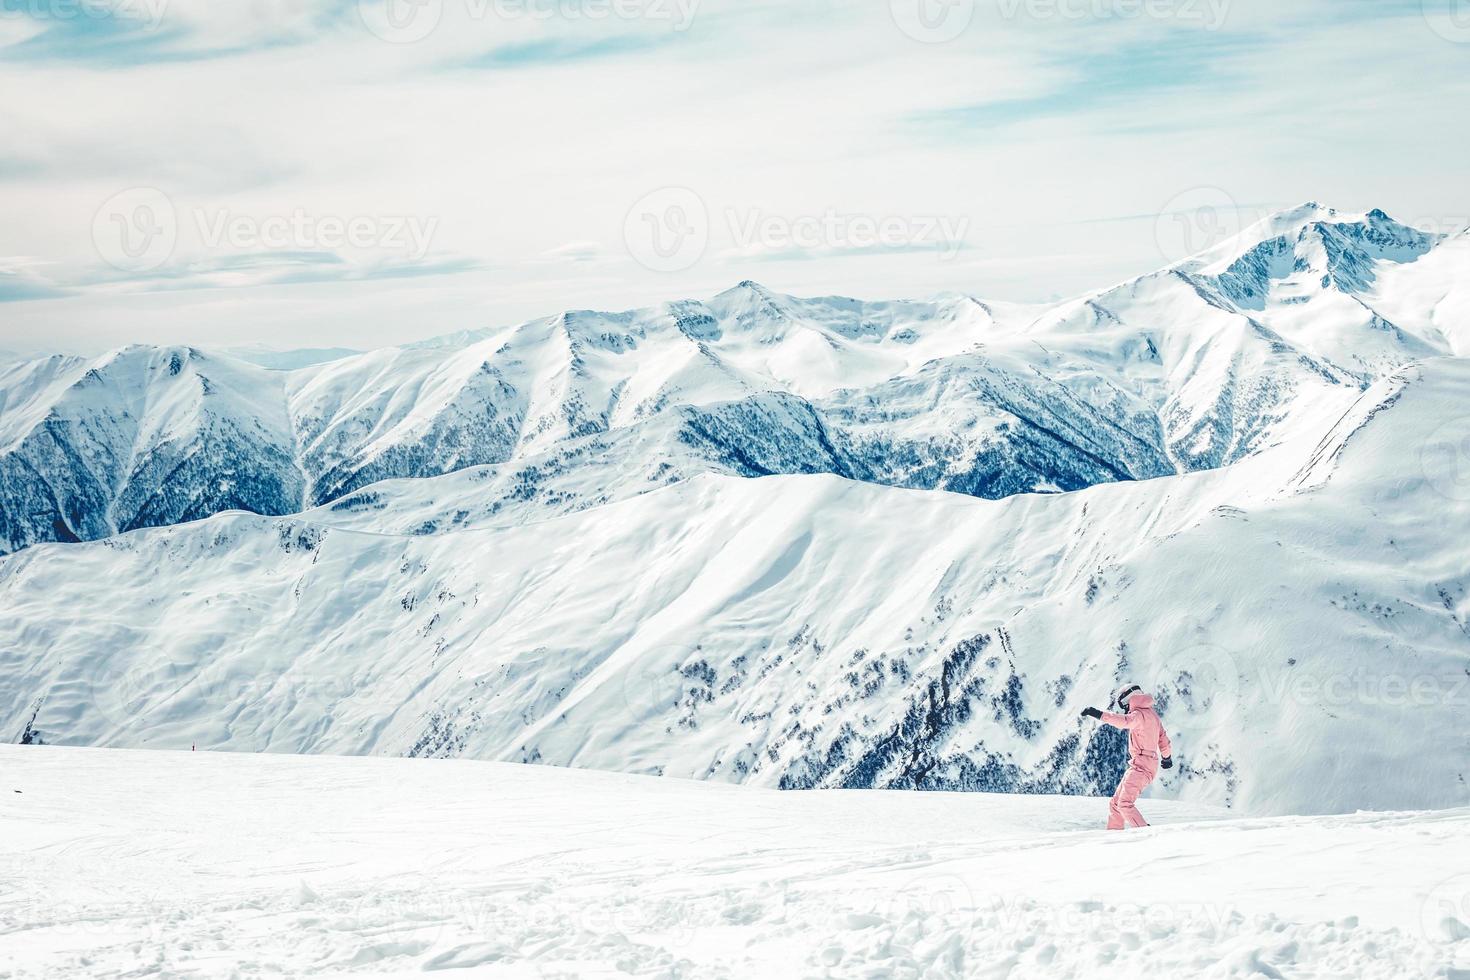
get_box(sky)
[2,0,1469,356]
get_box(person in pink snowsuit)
[1081,684,1173,830]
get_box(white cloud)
[0,15,45,48]
[540,241,604,263]
[0,0,1468,354]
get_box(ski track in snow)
[1,746,1467,979]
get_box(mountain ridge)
[3,203,1462,555]
[3,203,1469,815]
[3,357,1466,815]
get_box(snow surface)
[221,346,364,372]
[1,745,1465,979]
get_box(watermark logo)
[495,0,699,29]
[195,207,438,259]
[92,187,440,273]
[88,656,194,732]
[618,643,703,724]
[624,187,970,271]
[841,873,977,944]
[1400,211,1470,238]
[725,208,970,261]
[890,0,975,43]
[1259,662,1469,712]
[1421,415,1470,501]
[1423,0,1470,43]
[358,0,700,43]
[881,873,974,938]
[351,869,497,949]
[0,0,171,30]
[92,187,178,273]
[989,895,1239,941]
[88,655,412,733]
[358,0,443,44]
[1421,873,1470,961]
[1138,632,1469,724]
[1154,186,1243,263]
[1142,642,1244,725]
[995,0,1230,30]
[624,187,709,274]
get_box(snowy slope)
[2,205,1464,554]
[307,347,1174,536]
[0,347,302,553]
[1024,204,1458,470]
[1371,227,1470,354]
[2,745,1465,979]
[221,345,362,371]
[4,358,1469,816]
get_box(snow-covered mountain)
[2,203,1468,817]
[4,357,1469,816]
[0,347,303,550]
[4,204,1463,555]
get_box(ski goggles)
[1112,685,1142,710]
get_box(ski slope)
[1,745,1465,979]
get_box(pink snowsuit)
[1099,691,1172,830]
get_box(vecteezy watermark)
[624,187,710,274]
[1154,186,1244,263]
[0,0,170,30]
[87,653,414,732]
[92,187,439,272]
[1421,873,1470,963]
[1289,663,1468,710]
[351,869,509,951]
[195,208,438,259]
[92,187,178,273]
[19,872,178,946]
[724,208,971,261]
[1398,211,1470,238]
[890,0,976,43]
[996,0,1230,29]
[1140,642,1245,725]
[1139,631,1470,728]
[839,873,977,945]
[1422,0,1470,43]
[358,0,444,44]
[624,186,970,272]
[357,0,700,44]
[988,894,1239,941]
[494,0,698,28]
[618,642,710,725]
[352,869,775,962]
[1421,415,1470,501]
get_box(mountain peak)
[707,280,789,327]
[1266,201,1337,227]
[1178,202,1430,278]
[721,280,775,298]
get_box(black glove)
[1161,757,1174,770]
[1081,707,1102,719]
